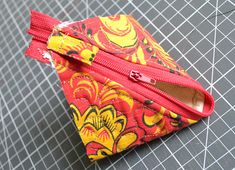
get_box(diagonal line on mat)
[0,89,13,170]
[203,0,219,169]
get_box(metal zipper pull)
[129,70,156,85]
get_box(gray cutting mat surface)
[0,0,235,170]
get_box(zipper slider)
[129,70,156,85]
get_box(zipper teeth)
[29,13,60,43]
[96,50,199,94]
[94,53,170,96]
[55,27,197,85]
[97,51,188,85]
[56,21,180,75]
[93,50,212,116]
[87,62,172,112]
[31,16,52,30]
[89,59,204,119]
[29,16,212,116]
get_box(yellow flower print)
[143,107,165,127]
[68,72,137,160]
[48,31,99,65]
[70,72,134,110]
[70,104,138,160]
[93,15,148,65]
[125,45,146,65]
[187,118,198,125]
[129,17,187,75]
[169,111,198,127]
[143,107,167,135]
[95,15,138,48]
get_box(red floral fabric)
[25,11,214,161]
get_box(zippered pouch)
[25,10,214,161]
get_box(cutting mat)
[0,0,235,169]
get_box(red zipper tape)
[25,10,214,120]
